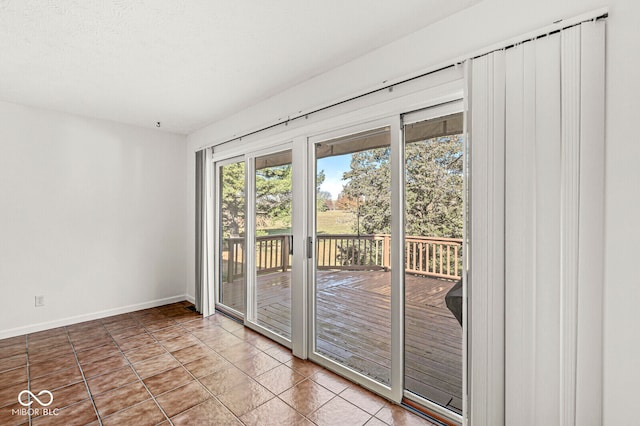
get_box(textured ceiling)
[0,1,479,134]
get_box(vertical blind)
[469,47,506,426]
[469,19,605,426]
[195,148,214,317]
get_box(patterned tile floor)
[0,302,437,425]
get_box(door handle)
[307,237,313,259]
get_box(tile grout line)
[283,376,338,424]
[103,314,175,426]
[64,327,104,426]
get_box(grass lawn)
[316,210,355,234]
[256,209,356,235]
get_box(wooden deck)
[249,269,462,414]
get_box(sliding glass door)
[310,122,395,390]
[247,148,293,342]
[306,106,465,422]
[402,109,465,419]
[216,157,246,317]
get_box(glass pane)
[219,160,246,314]
[254,150,293,339]
[403,113,464,413]
[315,126,392,386]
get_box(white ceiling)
[0,1,479,134]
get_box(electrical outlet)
[35,296,45,307]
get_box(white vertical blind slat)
[533,33,562,425]
[575,20,606,426]
[505,41,538,424]
[488,50,506,426]
[504,44,525,422]
[469,53,489,426]
[560,25,582,426]
[469,50,506,426]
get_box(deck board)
[228,269,462,414]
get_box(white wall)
[187,1,640,424]
[0,101,188,337]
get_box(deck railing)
[317,234,462,280]
[316,234,389,271]
[223,235,292,279]
[255,234,292,274]
[224,233,462,280]
[223,237,245,280]
[404,235,462,280]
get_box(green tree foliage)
[220,161,245,238]
[342,148,392,234]
[316,170,330,212]
[223,163,331,236]
[256,164,292,230]
[341,135,463,238]
[405,136,463,238]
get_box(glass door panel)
[218,159,246,316]
[253,150,293,340]
[403,112,464,415]
[314,126,392,386]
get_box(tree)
[316,170,330,212]
[220,162,245,238]
[324,198,336,211]
[335,193,357,211]
[342,147,392,234]
[221,164,330,235]
[256,164,292,230]
[340,135,464,238]
[405,136,463,238]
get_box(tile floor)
[0,302,437,426]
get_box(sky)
[317,153,351,200]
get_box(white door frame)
[244,142,295,349]
[213,155,247,320]
[305,116,401,402]
[401,101,465,425]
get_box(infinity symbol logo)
[18,390,54,407]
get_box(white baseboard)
[185,294,195,304]
[0,295,189,340]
